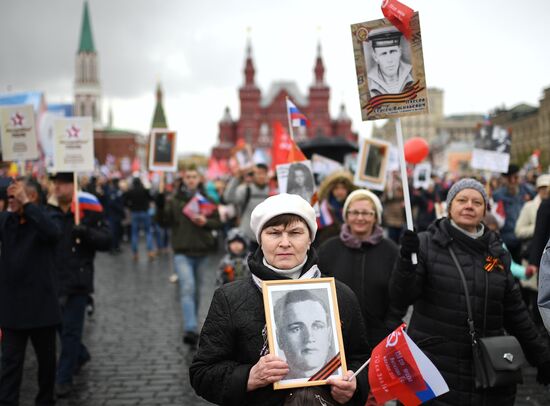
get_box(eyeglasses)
[347,210,376,218]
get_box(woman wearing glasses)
[318,189,404,348]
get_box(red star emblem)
[10,112,24,126]
[67,125,81,138]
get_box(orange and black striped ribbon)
[308,352,341,381]
[364,81,425,114]
[484,256,504,272]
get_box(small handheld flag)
[286,98,309,128]
[71,191,103,218]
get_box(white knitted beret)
[250,193,318,243]
[342,189,383,224]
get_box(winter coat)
[538,237,550,333]
[514,194,542,240]
[156,189,221,256]
[0,204,62,329]
[493,184,535,249]
[318,233,403,347]
[48,204,112,296]
[217,229,250,285]
[223,177,269,242]
[390,218,550,405]
[529,198,550,267]
[123,187,152,212]
[190,248,371,406]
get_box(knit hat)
[446,178,488,212]
[250,193,317,243]
[536,174,550,189]
[342,189,383,224]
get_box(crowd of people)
[1,159,550,405]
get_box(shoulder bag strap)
[448,246,477,343]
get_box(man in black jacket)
[48,172,111,397]
[0,177,62,405]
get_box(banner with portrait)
[0,104,39,161]
[262,278,347,390]
[276,160,315,204]
[471,124,511,173]
[354,137,391,191]
[52,117,94,172]
[351,12,428,120]
[413,162,431,190]
[149,129,177,172]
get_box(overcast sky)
[2,0,549,156]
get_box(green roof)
[78,1,95,53]
[151,83,168,128]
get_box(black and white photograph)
[149,129,177,171]
[276,160,315,204]
[471,124,512,173]
[354,137,390,191]
[351,13,429,120]
[233,144,254,171]
[262,278,346,389]
[413,162,432,190]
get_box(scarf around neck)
[339,223,384,249]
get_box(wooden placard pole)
[395,118,418,264]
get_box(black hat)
[49,172,74,183]
[505,164,519,177]
[368,27,402,49]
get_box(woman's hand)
[246,354,289,391]
[326,370,356,404]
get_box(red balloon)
[404,137,429,164]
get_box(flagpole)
[395,118,417,264]
[285,96,295,140]
[73,171,80,226]
[348,358,370,381]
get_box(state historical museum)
[211,40,358,160]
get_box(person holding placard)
[190,193,370,405]
[47,172,111,397]
[390,178,550,405]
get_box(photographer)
[0,177,62,405]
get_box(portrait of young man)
[365,26,414,97]
[154,132,172,164]
[273,289,337,381]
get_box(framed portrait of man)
[262,278,347,390]
[351,12,429,120]
[354,137,390,191]
[471,124,511,173]
[149,129,177,172]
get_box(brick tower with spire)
[74,0,101,125]
[211,38,357,160]
[151,82,168,129]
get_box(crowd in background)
[1,159,550,405]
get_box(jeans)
[130,211,153,254]
[173,254,206,333]
[152,221,169,250]
[0,326,57,405]
[57,295,90,385]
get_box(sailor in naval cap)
[366,26,414,97]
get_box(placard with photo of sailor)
[351,13,429,120]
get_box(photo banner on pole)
[0,104,39,162]
[52,117,94,172]
[471,124,511,173]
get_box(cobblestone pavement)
[10,243,550,405]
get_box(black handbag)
[448,246,525,389]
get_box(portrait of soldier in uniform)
[363,144,386,180]
[273,289,336,380]
[365,27,414,97]
[154,132,172,164]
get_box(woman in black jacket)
[190,193,370,405]
[318,189,404,348]
[390,178,550,405]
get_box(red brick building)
[212,41,357,160]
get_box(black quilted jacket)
[190,248,371,405]
[390,218,550,405]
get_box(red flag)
[271,122,293,169]
[381,0,415,40]
[368,324,427,405]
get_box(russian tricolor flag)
[317,200,334,228]
[196,192,217,216]
[368,324,449,406]
[286,98,309,128]
[74,191,103,213]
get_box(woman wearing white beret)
[190,193,370,405]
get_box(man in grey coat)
[223,163,269,253]
[538,237,550,333]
